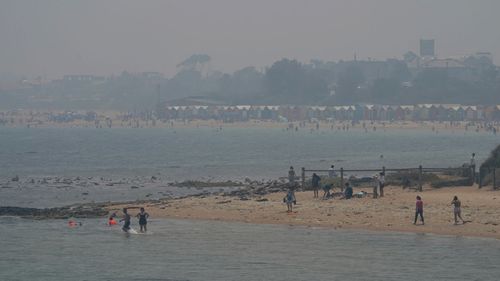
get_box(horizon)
[2,0,500,78]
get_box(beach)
[109,185,500,239]
[1,109,498,134]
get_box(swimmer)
[120,208,131,232]
[136,207,150,232]
[108,216,117,226]
[68,220,82,227]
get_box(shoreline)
[0,110,496,134]
[108,185,500,240]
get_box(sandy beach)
[1,109,497,133]
[109,185,500,239]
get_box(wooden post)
[479,167,482,189]
[340,167,344,192]
[301,167,306,188]
[494,168,496,190]
[418,165,423,192]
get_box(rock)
[130,186,139,189]
[11,175,19,182]
[0,205,108,219]
[62,179,73,185]
[255,198,268,202]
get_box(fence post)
[479,167,482,189]
[340,167,344,192]
[418,165,423,192]
[470,165,475,185]
[494,168,496,190]
[301,167,305,188]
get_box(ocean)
[1,217,499,281]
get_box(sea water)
[0,127,497,178]
[0,127,498,206]
[0,217,499,281]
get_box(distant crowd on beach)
[2,110,500,136]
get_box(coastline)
[108,185,500,239]
[0,109,495,134]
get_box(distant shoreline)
[0,110,495,134]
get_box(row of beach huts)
[158,104,500,122]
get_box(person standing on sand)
[311,173,321,198]
[414,196,424,225]
[451,196,465,225]
[283,188,296,213]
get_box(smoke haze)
[2,0,500,77]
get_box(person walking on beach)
[283,188,296,213]
[120,208,131,232]
[451,196,465,225]
[311,173,321,198]
[414,196,424,225]
[136,207,150,232]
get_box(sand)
[109,185,500,239]
[1,110,494,133]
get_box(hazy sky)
[1,0,500,78]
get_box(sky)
[1,0,500,78]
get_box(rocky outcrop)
[223,180,296,200]
[0,204,108,219]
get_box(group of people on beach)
[107,207,150,233]
[307,165,384,200]
[287,166,467,225]
[413,195,465,225]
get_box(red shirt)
[416,200,423,211]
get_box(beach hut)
[464,106,477,121]
[399,105,414,121]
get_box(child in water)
[136,207,150,232]
[108,216,117,226]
